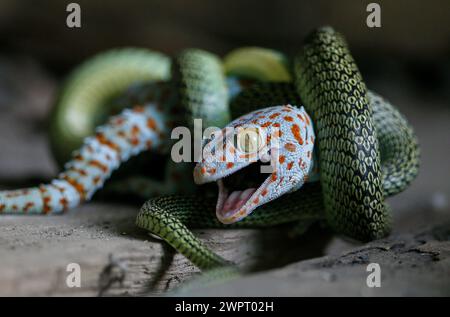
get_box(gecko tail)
[0,104,168,215]
[0,181,83,215]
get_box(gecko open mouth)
[216,160,269,223]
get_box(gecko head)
[193,104,316,224]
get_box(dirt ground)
[0,56,449,296]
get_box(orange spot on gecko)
[131,125,140,135]
[261,189,268,196]
[287,161,294,170]
[129,137,139,146]
[269,113,280,119]
[297,114,304,121]
[284,116,293,122]
[201,167,206,175]
[147,118,158,130]
[284,143,296,152]
[272,123,280,128]
[279,155,285,164]
[62,176,86,200]
[253,197,259,204]
[261,121,272,128]
[0,204,5,212]
[43,205,52,214]
[93,176,101,185]
[71,168,87,177]
[74,154,83,161]
[57,186,66,193]
[271,173,278,182]
[96,133,121,153]
[60,198,69,210]
[226,162,234,169]
[88,160,109,173]
[24,202,34,212]
[291,124,304,145]
[78,169,88,176]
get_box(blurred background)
[0,0,449,296]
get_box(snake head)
[194,104,317,224]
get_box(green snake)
[0,27,419,283]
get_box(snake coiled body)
[295,28,419,240]
[296,28,388,240]
[136,28,419,270]
[0,27,419,279]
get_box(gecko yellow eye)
[236,128,263,153]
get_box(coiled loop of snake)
[136,27,419,275]
[0,25,420,284]
[42,28,419,272]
